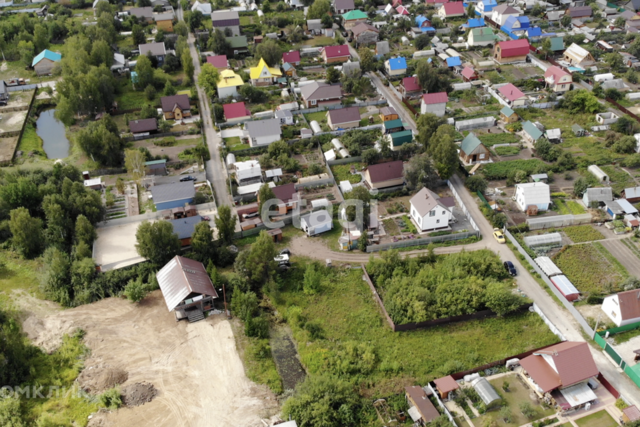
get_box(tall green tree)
[182,50,194,83]
[245,230,276,284]
[358,47,376,72]
[214,204,237,244]
[307,0,331,19]
[0,177,42,215]
[135,55,154,90]
[9,207,43,258]
[430,132,459,179]
[90,39,112,67]
[416,113,445,150]
[191,221,216,261]
[416,61,451,93]
[209,29,230,55]
[258,184,277,215]
[255,38,282,67]
[132,24,146,46]
[75,118,125,166]
[198,63,221,98]
[403,153,438,190]
[33,24,49,52]
[125,149,146,182]
[135,220,182,266]
[326,66,341,83]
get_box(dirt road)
[24,291,278,427]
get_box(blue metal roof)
[388,57,407,70]
[31,49,61,67]
[503,15,530,31]
[483,0,497,5]
[415,15,429,27]
[464,18,485,28]
[446,56,462,67]
[527,27,542,37]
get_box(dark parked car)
[180,175,196,182]
[504,261,517,276]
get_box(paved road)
[334,50,640,404]
[177,6,230,207]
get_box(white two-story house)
[410,187,452,232]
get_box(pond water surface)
[36,109,70,159]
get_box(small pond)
[36,109,70,159]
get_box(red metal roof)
[366,160,404,183]
[498,39,530,57]
[402,76,421,92]
[422,92,449,105]
[223,102,251,119]
[617,289,640,321]
[434,375,459,393]
[461,67,476,79]
[624,405,640,422]
[282,50,301,63]
[443,1,465,15]
[498,83,526,102]
[521,342,598,393]
[322,44,351,58]
[544,65,570,82]
[206,55,228,69]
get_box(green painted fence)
[594,323,640,389]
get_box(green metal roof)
[460,133,483,154]
[523,121,543,140]
[342,10,368,20]
[550,37,565,51]
[500,106,516,117]
[226,36,248,48]
[470,27,497,43]
[390,130,413,146]
[384,119,403,130]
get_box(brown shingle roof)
[617,289,640,321]
[405,386,440,424]
[161,94,190,113]
[351,22,379,36]
[411,187,447,218]
[327,106,361,125]
[366,160,404,183]
[300,82,342,101]
[129,118,157,133]
[272,183,298,203]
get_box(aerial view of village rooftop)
[3,0,640,425]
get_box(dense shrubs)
[367,250,523,324]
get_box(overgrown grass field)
[481,159,547,180]
[553,199,586,215]
[272,260,560,396]
[562,225,604,243]
[554,244,628,295]
[331,163,363,184]
[479,133,520,147]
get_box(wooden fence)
[606,97,640,123]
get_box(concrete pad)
[94,221,149,271]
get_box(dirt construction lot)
[23,291,278,427]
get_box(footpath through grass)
[273,259,560,396]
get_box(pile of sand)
[78,365,128,394]
[121,382,158,407]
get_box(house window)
[436,219,440,224]
[479,153,485,159]
[429,211,436,217]
[442,211,445,215]
[310,99,317,105]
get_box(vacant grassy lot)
[554,244,628,295]
[494,146,520,156]
[600,165,635,196]
[478,133,520,147]
[224,136,250,151]
[331,163,363,184]
[554,199,586,215]
[274,262,559,396]
[563,225,604,243]
[574,410,617,427]
[302,36,335,46]
[472,375,556,427]
[481,159,547,180]
[17,123,45,156]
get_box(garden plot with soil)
[23,291,278,427]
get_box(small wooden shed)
[433,375,459,399]
[267,228,283,242]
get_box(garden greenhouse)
[523,232,562,248]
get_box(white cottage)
[409,187,452,232]
[602,289,640,327]
[514,182,550,212]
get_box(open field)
[553,244,628,295]
[563,225,604,243]
[25,291,278,427]
[273,262,560,396]
[553,199,586,215]
[574,410,617,427]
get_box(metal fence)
[365,230,480,253]
[526,213,592,230]
[448,179,479,231]
[504,228,595,336]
